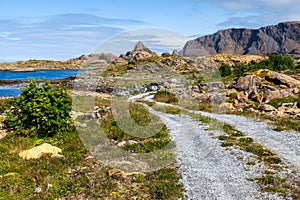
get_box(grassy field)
[0,98,185,199]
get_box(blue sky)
[0,0,299,61]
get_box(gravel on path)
[199,111,300,170]
[149,108,281,199]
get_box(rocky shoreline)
[0,76,76,86]
[0,67,80,72]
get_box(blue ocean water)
[0,69,83,97]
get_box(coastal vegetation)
[0,81,184,199]
[4,80,72,137]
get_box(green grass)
[230,109,300,132]
[222,124,245,137]
[123,138,175,153]
[164,106,181,114]
[152,104,182,115]
[145,168,186,199]
[0,98,13,113]
[215,123,281,164]
[256,175,289,196]
[153,90,179,104]
[0,96,185,199]
[136,99,155,107]
[100,101,170,141]
[268,96,300,108]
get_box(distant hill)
[180,21,300,56]
[67,53,117,65]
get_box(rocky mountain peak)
[133,41,152,53]
[116,41,158,63]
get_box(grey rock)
[258,104,276,112]
[234,75,258,91]
[267,71,300,88]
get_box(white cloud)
[219,1,254,10]
[0,14,146,60]
[7,37,22,41]
[209,0,300,29]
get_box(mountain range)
[180,21,300,57]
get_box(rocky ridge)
[181,21,300,56]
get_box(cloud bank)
[0,14,145,61]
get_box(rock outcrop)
[19,143,62,160]
[119,41,158,61]
[234,75,258,92]
[267,72,300,88]
[211,53,267,66]
[181,21,300,56]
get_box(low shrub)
[153,90,178,104]
[219,64,232,77]
[4,79,72,137]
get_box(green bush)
[219,64,232,77]
[4,79,72,137]
[231,54,295,78]
[269,54,295,71]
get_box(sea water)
[0,69,83,97]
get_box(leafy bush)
[219,64,232,77]
[4,79,72,137]
[153,90,178,104]
[0,98,12,113]
[269,54,295,71]
[229,54,295,78]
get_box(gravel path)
[198,111,300,170]
[149,108,275,200]
[130,94,297,199]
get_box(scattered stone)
[258,104,276,112]
[248,91,263,104]
[117,140,138,147]
[51,154,64,158]
[35,187,42,193]
[117,141,127,147]
[220,102,234,110]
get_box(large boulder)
[263,88,295,102]
[267,72,300,88]
[234,75,258,91]
[19,143,62,160]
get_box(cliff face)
[181,21,300,56]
